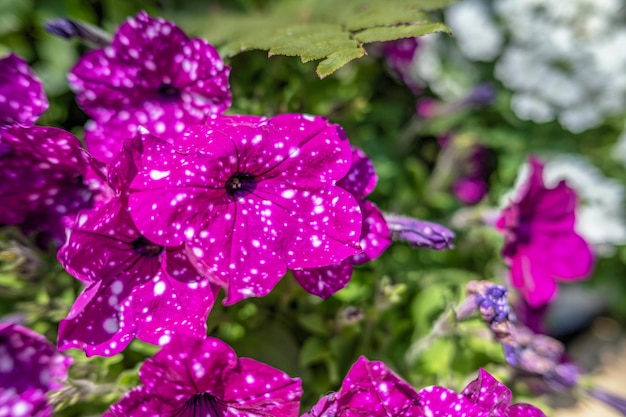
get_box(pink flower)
[69,11,231,162]
[496,157,594,307]
[105,335,302,417]
[293,147,391,299]
[0,324,72,417]
[128,114,362,305]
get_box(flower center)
[174,393,221,417]
[157,82,180,98]
[225,173,256,198]
[131,236,164,258]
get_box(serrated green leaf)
[178,0,455,78]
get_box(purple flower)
[384,213,455,250]
[293,147,391,298]
[0,126,93,247]
[0,54,48,127]
[69,11,231,162]
[58,135,219,357]
[105,335,302,417]
[128,114,362,305]
[381,38,421,94]
[496,156,594,307]
[419,368,547,417]
[302,356,423,416]
[0,324,72,417]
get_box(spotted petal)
[0,54,48,126]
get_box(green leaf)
[178,0,454,78]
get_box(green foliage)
[181,0,452,78]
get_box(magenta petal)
[333,357,423,416]
[0,54,48,126]
[293,260,354,299]
[352,201,391,264]
[546,233,593,280]
[461,368,512,413]
[419,386,490,417]
[336,147,378,198]
[510,244,558,308]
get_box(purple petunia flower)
[381,38,421,94]
[58,134,220,357]
[0,126,93,247]
[302,356,423,416]
[128,114,362,305]
[0,54,48,127]
[496,156,594,307]
[0,323,72,417]
[69,11,231,162]
[418,368,547,417]
[0,53,93,247]
[303,357,546,417]
[105,335,302,417]
[293,147,391,299]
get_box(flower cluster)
[303,356,546,417]
[496,156,593,307]
[46,11,459,357]
[0,54,93,247]
[0,323,72,417]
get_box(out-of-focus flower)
[381,38,421,93]
[69,11,231,162]
[493,0,626,132]
[293,147,391,299]
[496,157,593,307]
[0,54,48,127]
[0,53,93,247]
[105,335,302,417]
[303,356,547,416]
[0,323,72,417]
[444,0,503,61]
[417,83,496,119]
[384,213,455,250]
[128,114,362,305]
[57,133,219,357]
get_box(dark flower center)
[225,172,257,198]
[131,236,164,258]
[157,82,180,98]
[174,393,221,417]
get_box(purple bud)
[588,388,626,416]
[44,18,112,47]
[463,82,497,108]
[383,213,455,250]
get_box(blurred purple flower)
[0,54,93,247]
[496,156,594,307]
[0,54,48,127]
[384,213,455,250]
[417,83,496,119]
[128,114,362,305]
[105,335,302,417]
[0,323,72,417]
[69,11,231,162]
[0,126,93,247]
[302,356,423,416]
[382,38,421,94]
[419,368,547,417]
[58,134,219,357]
[293,147,391,299]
